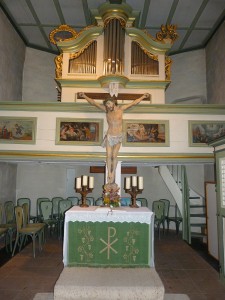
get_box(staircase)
[189,193,207,241]
[159,165,207,244]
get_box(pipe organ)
[49,1,178,103]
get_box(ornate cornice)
[0,150,214,164]
[1,102,225,115]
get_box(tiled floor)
[0,232,225,300]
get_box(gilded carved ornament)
[156,24,178,44]
[54,54,63,79]
[49,24,99,45]
[69,41,96,59]
[104,16,126,28]
[165,56,172,80]
[49,25,78,45]
[134,41,158,61]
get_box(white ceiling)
[0,0,225,55]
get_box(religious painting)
[189,121,225,147]
[0,117,36,144]
[56,118,103,145]
[123,120,169,147]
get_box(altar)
[63,206,154,267]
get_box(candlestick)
[75,175,94,207]
[124,176,143,208]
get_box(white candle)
[132,176,137,187]
[89,176,94,188]
[82,175,88,186]
[125,177,131,189]
[138,176,143,190]
[76,177,81,189]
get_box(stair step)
[190,213,206,217]
[191,232,207,238]
[190,223,206,227]
[190,205,205,208]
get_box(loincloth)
[102,134,123,148]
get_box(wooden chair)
[17,197,36,223]
[67,196,79,206]
[159,199,170,233]
[3,201,16,252]
[36,197,51,222]
[58,199,72,239]
[52,197,64,219]
[39,201,58,237]
[136,197,148,207]
[0,203,10,251]
[152,200,165,239]
[12,206,44,258]
[167,204,183,234]
[95,197,103,206]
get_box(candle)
[82,175,88,186]
[138,176,143,190]
[89,176,94,188]
[76,177,81,189]
[125,177,131,189]
[132,176,137,187]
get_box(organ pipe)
[69,41,97,74]
[131,41,159,75]
[103,18,125,75]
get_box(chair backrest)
[78,197,94,206]
[36,198,51,219]
[52,197,64,215]
[152,200,165,220]
[22,203,29,226]
[120,197,131,206]
[4,201,15,224]
[17,198,31,218]
[0,203,4,224]
[14,206,24,230]
[58,199,72,219]
[136,198,148,207]
[67,196,79,206]
[95,197,103,206]
[40,201,53,221]
[86,197,95,206]
[159,199,170,217]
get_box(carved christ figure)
[79,92,149,184]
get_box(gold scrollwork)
[49,25,77,45]
[104,16,126,28]
[165,56,172,80]
[135,41,158,61]
[156,24,178,43]
[54,54,63,79]
[69,41,95,59]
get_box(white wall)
[165,49,207,104]
[22,48,56,102]
[0,8,25,101]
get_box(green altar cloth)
[63,206,154,267]
[68,221,150,267]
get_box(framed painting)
[189,121,225,147]
[0,117,36,144]
[123,120,169,147]
[56,118,103,145]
